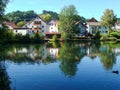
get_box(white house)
[47,20,59,33]
[87,18,108,34]
[24,17,47,36]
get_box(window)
[16,30,17,32]
[42,30,44,32]
[42,25,44,28]
[51,27,53,29]
[105,31,108,33]
[99,26,101,29]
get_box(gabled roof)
[88,17,98,22]
[87,22,100,26]
[5,22,18,28]
[23,16,47,27]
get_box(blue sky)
[6,0,120,20]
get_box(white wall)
[28,17,47,36]
[14,28,28,35]
[49,20,58,33]
[87,24,108,34]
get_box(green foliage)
[31,33,43,43]
[14,34,23,42]
[100,9,117,33]
[50,35,57,42]
[40,14,52,22]
[17,21,26,27]
[94,29,101,39]
[109,31,120,39]
[5,10,38,23]
[100,34,108,40]
[22,34,31,43]
[42,10,59,20]
[59,5,81,39]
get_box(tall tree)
[100,9,117,33]
[0,0,9,23]
[59,5,80,39]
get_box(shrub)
[50,35,57,42]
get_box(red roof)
[6,22,18,28]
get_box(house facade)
[45,20,61,38]
[47,20,59,33]
[6,22,29,35]
[24,17,47,36]
[86,18,108,34]
[13,28,29,35]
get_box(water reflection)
[1,41,120,89]
[0,59,11,90]
[0,42,119,75]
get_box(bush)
[22,34,31,43]
[50,35,57,42]
[109,32,120,39]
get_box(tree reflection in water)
[0,59,11,90]
[58,42,87,77]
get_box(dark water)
[0,41,120,90]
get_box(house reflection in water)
[112,48,120,56]
[9,45,59,62]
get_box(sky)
[5,0,120,20]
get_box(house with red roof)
[5,22,29,35]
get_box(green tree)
[40,14,52,22]
[5,10,38,23]
[59,5,80,39]
[0,0,9,22]
[17,21,26,27]
[94,29,101,39]
[42,10,59,20]
[50,35,58,42]
[100,9,117,33]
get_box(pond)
[0,41,120,90]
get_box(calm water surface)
[0,41,120,90]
